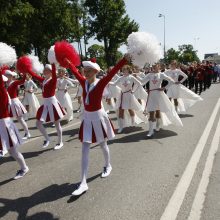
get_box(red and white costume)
[29,65,66,122]
[68,58,127,143]
[0,74,22,153]
[165,69,203,112]
[7,75,27,117]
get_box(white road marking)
[160,98,220,220]
[188,115,220,220]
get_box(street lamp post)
[159,13,166,61]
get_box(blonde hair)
[122,65,132,74]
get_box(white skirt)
[167,84,203,112]
[36,96,66,122]
[10,98,27,117]
[79,108,115,143]
[134,86,148,100]
[146,90,183,127]
[56,90,73,111]
[0,117,22,152]
[115,91,144,111]
[107,84,121,99]
[22,92,40,116]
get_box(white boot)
[155,118,161,132]
[147,121,155,138]
[118,118,124,133]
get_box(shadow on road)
[109,129,178,144]
[0,148,53,166]
[90,128,178,149]
[26,212,59,220]
[0,173,100,219]
[178,114,194,118]
[49,127,79,138]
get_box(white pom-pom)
[48,45,58,64]
[0,42,17,67]
[28,55,44,74]
[127,32,162,67]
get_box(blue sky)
[122,0,220,60]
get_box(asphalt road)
[0,83,220,220]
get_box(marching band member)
[56,67,75,122]
[165,61,203,112]
[22,73,40,120]
[112,65,145,133]
[139,64,183,138]
[65,55,129,196]
[0,70,29,179]
[26,64,66,150]
[5,70,31,140]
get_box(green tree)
[0,0,84,62]
[166,48,180,64]
[165,45,200,64]
[84,0,139,66]
[178,44,200,64]
[87,44,106,68]
[28,0,81,62]
[0,0,34,55]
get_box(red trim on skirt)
[79,118,115,143]
[36,103,66,122]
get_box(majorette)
[65,54,129,196]
[5,70,31,140]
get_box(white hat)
[82,61,101,72]
[2,75,8,82]
[45,64,52,71]
[5,70,17,76]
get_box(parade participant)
[74,67,84,113]
[132,65,148,105]
[5,70,31,140]
[65,54,130,196]
[204,61,213,89]
[194,63,205,95]
[0,69,29,179]
[104,67,121,113]
[112,65,146,133]
[139,63,183,138]
[187,64,195,90]
[22,73,40,120]
[165,61,203,112]
[23,63,66,150]
[56,67,75,122]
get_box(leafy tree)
[166,48,180,64]
[0,0,84,62]
[0,0,34,55]
[165,44,200,64]
[84,0,139,66]
[87,44,106,68]
[178,44,200,64]
[28,0,81,62]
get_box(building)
[204,53,220,64]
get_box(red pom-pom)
[0,65,9,75]
[90,58,96,63]
[54,41,80,68]
[16,56,32,73]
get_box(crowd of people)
[1,49,218,196]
